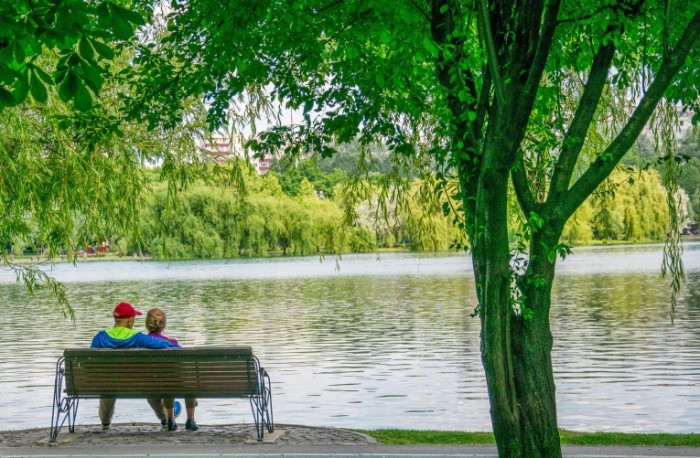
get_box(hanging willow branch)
[655,102,686,323]
[2,262,74,323]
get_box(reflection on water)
[0,244,698,432]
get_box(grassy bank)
[356,429,700,447]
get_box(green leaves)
[0,86,15,107]
[73,79,93,111]
[103,2,145,40]
[90,38,116,60]
[30,69,48,103]
[546,242,572,263]
[422,38,439,58]
[58,70,79,103]
[0,0,144,111]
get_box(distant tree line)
[4,138,691,260]
[122,160,461,259]
[107,155,681,260]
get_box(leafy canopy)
[0,0,147,110]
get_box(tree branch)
[407,0,431,22]
[477,0,505,110]
[545,38,616,210]
[511,156,538,216]
[473,65,491,140]
[506,0,561,216]
[557,4,613,24]
[562,9,700,219]
[517,0,561,122]
[317,0,345,14]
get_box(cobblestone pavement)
[0,423,375,448]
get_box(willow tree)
[126,0,700,456]
[0,0,211,314]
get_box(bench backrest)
[62,346,261,398]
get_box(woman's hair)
[145,308,167,333]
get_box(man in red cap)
[90,302,179,430]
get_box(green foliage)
[138,173,351,259]
[0,0,145,110]
[403,178,461,252]
[562,168,671,243]
[269,158,348,199]
[0,101,145,261]
[624,134,700,221]
[82,159,480,260]
[0,42,213,317]
[348,227,376,253]
[88,162,673,262]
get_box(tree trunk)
[471,143,563,456]
[471,157,521,457]
[512,226,563,457]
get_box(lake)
[0,243,698,433]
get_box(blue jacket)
[90,327,179,349]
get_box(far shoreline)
[4,236,699,267]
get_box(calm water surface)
[0,243,698,433]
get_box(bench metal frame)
[50,346,273,442]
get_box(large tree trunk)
[472,178,518,456]
[474,221,563,457]
[471,134,564,456]
[511,226,563,457]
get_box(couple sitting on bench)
[91,302,198,431]
[50,303,273,443]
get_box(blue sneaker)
[173,401,182,419]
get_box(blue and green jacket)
[90,326,179,349]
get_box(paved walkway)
[1,423,699,457]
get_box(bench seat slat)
[63,347,263,398]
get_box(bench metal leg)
[67,398,79,433]
[249,397,264,440]
[50,357,66,442]
[248,367,274,441]
[261,369,274,433]
[50,357,79,442]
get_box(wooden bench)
[50,346,273,442]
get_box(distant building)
[202,135,232,161]
[201,133,272,174]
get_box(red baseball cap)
[113,302,142,319]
